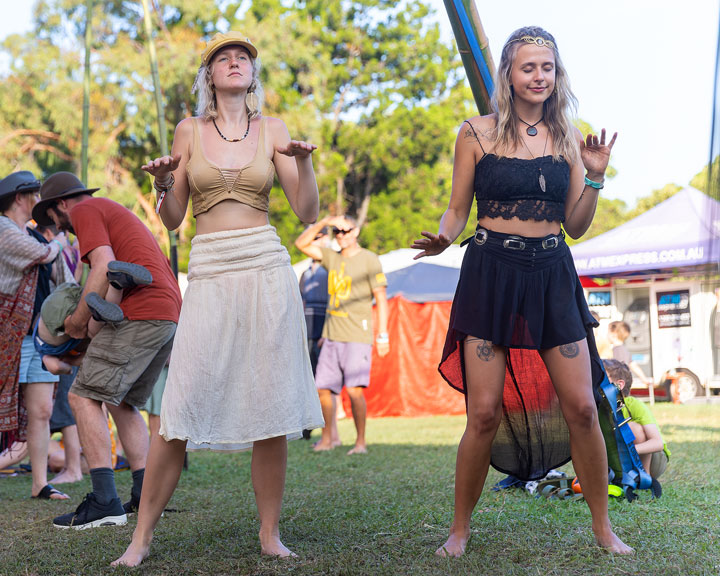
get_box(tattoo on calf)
[559,343,580,359]
[476,340,496,362]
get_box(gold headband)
[510,35,555,50]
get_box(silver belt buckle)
[474,228,488,245]
[542,236,559,249]
[503,236,525,250]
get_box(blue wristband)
[584,175,604,189]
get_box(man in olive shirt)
[295,215,389,454]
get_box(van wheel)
[675,370,702,404]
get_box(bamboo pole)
[140,0,178,277]
[81,0,92,183]
[442,0,496,114]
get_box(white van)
[585,275,720,403]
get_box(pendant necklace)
[213,117,250,142]
[517,115,544,136]
[520,129,550,193]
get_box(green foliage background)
[0,0,701,268]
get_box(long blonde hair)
[491,26,578,163]
[191,47,264,121]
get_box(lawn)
[0,404,718,576]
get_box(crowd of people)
[1,26,669,566]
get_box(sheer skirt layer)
[439,231,602,480]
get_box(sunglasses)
[333,227,355,236]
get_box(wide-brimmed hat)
[201,32,258,66]
[32,172,99,226]
[0,171,42,202]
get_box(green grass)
[1,404,718,575]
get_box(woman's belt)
[460,226,565,250]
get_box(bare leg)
[628,421,652,473]
[346,387,367,454]
[0,441,28,469]
[68,393,113,469]
[329,395,341,446]
[541,340,633,554]
[41,355,73,375]
[252,436,295,557]
[437,338,506,557]
[105,402,149,471]
[111,434,187,567]
[23,382,67,498]
[52,425,83,484]
[148,414,161,440]
[313,389,336,451]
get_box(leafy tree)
[690,155,720,199]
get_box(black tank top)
[465,120,569,223]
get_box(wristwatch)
[376,332,389,344]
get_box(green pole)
[81,0,92,183]
[140,0,178,277]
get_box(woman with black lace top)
[412,26,632,556]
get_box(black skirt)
[439,227,604,481]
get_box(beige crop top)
[186,117,275,217]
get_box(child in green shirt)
[602,359,670,479]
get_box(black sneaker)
[122,492,140,516]
[53,493,127,530]
[85,292,124,323]
[107,261,153,290]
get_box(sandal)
[32,484,69,500]
[534,476,574,499]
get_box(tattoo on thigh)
[559,343,580,359]
[475,340,496,362]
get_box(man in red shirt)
[33,172,182,529]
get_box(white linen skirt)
[159,225,324,451]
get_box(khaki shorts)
[72,319,176,408]
[649,450,669,479]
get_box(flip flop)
[32,484,69,500]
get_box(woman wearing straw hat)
[412,26,632,555]
[113,32,323,566]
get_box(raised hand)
[580,129,617,178]
[141,154,182,180]
[411,231,452,260]
[276,140,317,158]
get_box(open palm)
[580,129,617,175]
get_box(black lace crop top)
[465,121,570,223]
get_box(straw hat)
[201,32,258,66]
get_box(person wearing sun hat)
[113,31,323,567]
[0,170,68,500]
[34,171,182,531]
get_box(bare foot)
[346,445,367,455]
[595,528,634,554]
[260,534,297,558]
[435,532,469,557]
[111,541,151,567]
[52,470,83,484]
[312,441,335,452]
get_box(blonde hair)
[192,47,264,120]
[491,26,579,163]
